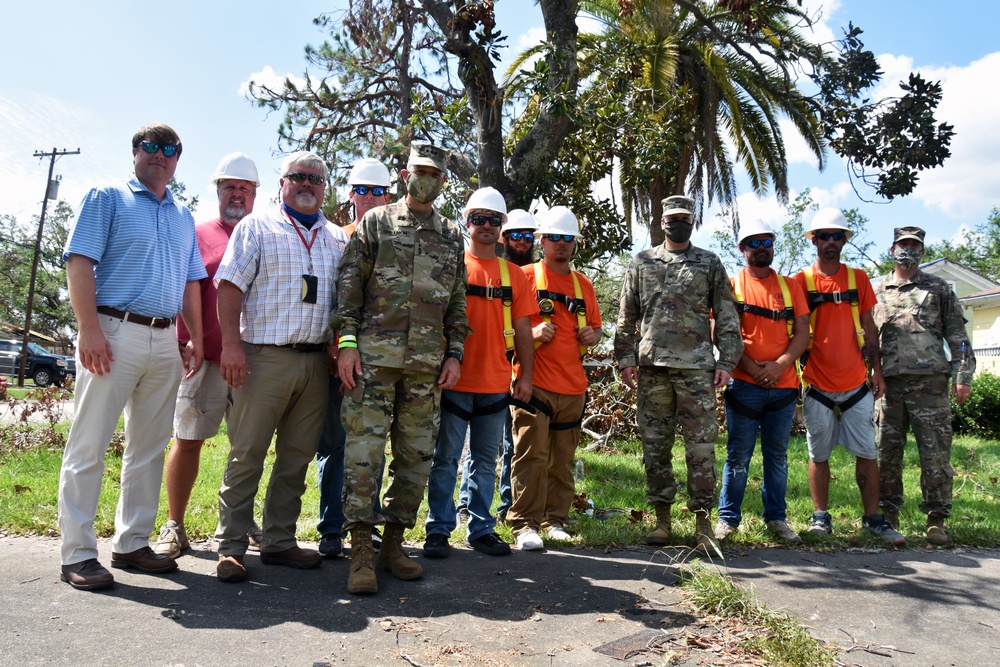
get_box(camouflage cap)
[893,226,925,245]
[407,142,449,172]
[661,195,694,217]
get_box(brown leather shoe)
[217,555,247,583]
[260,545,322,569]
[110,546,179,574]
[60,559,115,590]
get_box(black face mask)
[664,220,693,244]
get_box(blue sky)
[1,1,998,269]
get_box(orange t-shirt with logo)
[518,262,602,396]
[791,264,875,392]
[454,252,537,394]
[730,269,809,389]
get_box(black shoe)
[318,534,344,558]
[422,533,451,559]
[466,532,512,557]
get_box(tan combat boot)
[377,522,423,580]
[694,510,721,556]
[926,515,949,546]
[646,504,672,545]
[347,526,378,595]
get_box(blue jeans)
[426,390,507,540]
[316,374,383,538]
[718,379,798,527]
[459,408,513,516]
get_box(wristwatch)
[446,351,463,363]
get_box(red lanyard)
[288,215,319,254]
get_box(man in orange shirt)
[423,188,536,558]
[508,206,602,551]
[716,221,809,544]
[792,208,904,544]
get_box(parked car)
[0,339,70,387]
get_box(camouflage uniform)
[614,243,743,510]
[333,199,467,530]
[874,269,975,519]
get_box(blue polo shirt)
[64,177,206,318]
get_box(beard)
[294,192,318,210]
[222,205,247,224]
[748,251,772,268]
[504,243,534,266]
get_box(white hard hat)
[348,158,391,187]
[737,219,776,245]
[806,207,853,240]
[462,187,508,222]
[535,205,580,237]
[502,209,538,234]
[213,152,259,187]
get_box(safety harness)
[732,270,795,339]
[533,262,588,358]
[441,394,511,421]
[510,394,587,431]
[723,386,798,420]
[804,384,869,416]
[465,257,516,358]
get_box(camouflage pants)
[341,365,440,531]
[877,374,954,517]
[637,367,718,511]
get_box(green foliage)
[953,372,1000,439]
[920,208,1000,282]
[167,176,198,213]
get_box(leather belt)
[97,306,175,329]
[275,342,327,353]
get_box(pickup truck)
[0,339,71,387]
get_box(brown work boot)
[377,522,423,581]
[694,510,721,556]
[645,504,672,545]
[926,515,949,546]
[347,527,378,595]
[217,555,247,583]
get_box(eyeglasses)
[352,185,387,196]
[140,141,178,158]
[506,232,534,243]
[468,214,503,228]
[744,238,774,249]
[543,234,576,243]
[285,172,325,185]
[815,231,846,242]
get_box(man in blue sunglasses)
[58,123,206,590]
[716,220,809,545]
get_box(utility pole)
[18,148,80,387]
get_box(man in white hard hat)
[423,188,536,559]
[716,220,809,545]
[153,152,262,560]
[334,142,467,594]
[614,195,742,555]
[501,209,538,266]
[315,157,392,559]
[507,205,602,551]
[792,207,904,545]
[214,151,350,583]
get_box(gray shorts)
[173,362,231,440]
[803,384,877,462]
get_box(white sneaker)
[516,529,544,551]
[546,525,572,541]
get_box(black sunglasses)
[469,214,503,228]
[506,231,534,243]
[744,238,774,249]
[140,141,178,158]
[543,233,575,243]
[352,185,387,196]
[815,231,846,242]
[285,172,325,185]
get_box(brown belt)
[97,306,175,329]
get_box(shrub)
[953,372,1000,439]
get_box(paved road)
[2,535,998,666]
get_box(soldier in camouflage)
[333,142,467,594]
[874,226,975,545]
[614,195,743,554]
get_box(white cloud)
[238,66,308,97]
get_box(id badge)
[301,274,318,304]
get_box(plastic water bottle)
[574,458,585,481]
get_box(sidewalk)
[2,535,997,666]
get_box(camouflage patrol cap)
[407,142,449,172]
[893,226,925,245]
[661,195,694,217]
